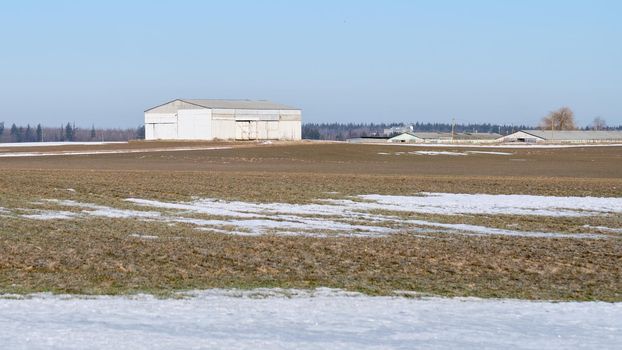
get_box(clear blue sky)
[1,0,620,128]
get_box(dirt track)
[1,142,622,179]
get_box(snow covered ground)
[369,142,622,149]
[379,150,514,156]
[0,289,619,350]
[0,146,232,157]
[8,192,621,238]
[0,141,127,148]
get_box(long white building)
[145,99,301,141]
[498,130,622,143]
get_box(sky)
[0,0,620,128]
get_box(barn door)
[248,121,257,140]
[236,121,258,140]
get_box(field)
[1,141,622,301]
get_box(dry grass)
[1,216,620,301]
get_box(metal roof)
[453,132,502,140]
[182,99,299,110]
[521,130,622,140]
[394,132,501,140]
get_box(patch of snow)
[16,192,619,238]
[65,188,76,193]
[377,152,390,155]
[0,289,620,350]
[128,233,158,240]
[0,141,126,148]
[378,143,622,149]
[404,219,603,239]
[465,151,513,155]
[412,151,468,156]
[0,146,232,158]
[45,200,163,219]
[582,225,622,234]
[21,210,78,220]
[126,195,612,238]
[355,192,622,217]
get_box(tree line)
[302,122,533,140]
[0,122,145,143]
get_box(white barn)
[498,130,622,143]
[145,99,302,141]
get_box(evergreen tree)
[17,127,24,142]
[59,125,65,141]
[36,124,43,142]
[136,125,145,139]
[0,122,4,137]
[24,125,34,142]
[10,124,18,142]
[91,124,96,139]
[65,123,74,141]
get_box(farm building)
[498,130,622,143]
[388,132,501,144]
[144,99,302,141]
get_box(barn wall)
[177,109,212,140]
[145,104,302,141]
[277,120,302,140]
[498,131,544,143]
[145,113,177,124]
[148,123,177,140]
[212,119,236,140]
[389,134,422,143]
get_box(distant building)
[145,99,301,141]
[498,130,622,143]
[383,124,414,136]
[388,132,501,144]
[347,136,390,144]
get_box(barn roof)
[392,132,502,140]
[145,99,299,113]
[182,99,298,110]
[520,130,622,141]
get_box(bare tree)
[540,107,577,131]
[591,117,607,130]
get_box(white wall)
[211,119,236,140]
[147,123,177,140]
[277,120,302,140]
[145,107,302,141]
[177,109,212,140]
[498,131,544,143]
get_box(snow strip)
[0,141,127,148]
[583,225,622,234]
[404,219,603,239]
[465,150,513,155]
[16,192,620,238]
[0,288,620,350]
[369,143,622,149]
[0,146,232,158]
[412,150,467,156]
[128,233,158,240]
[21,210,78,220]
[355,192,622,217]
